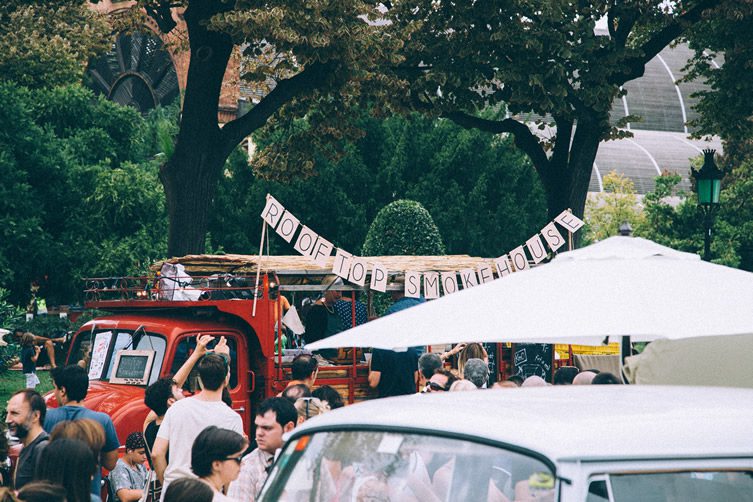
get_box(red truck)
[49,254,380,441]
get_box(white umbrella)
[307,236,753,350]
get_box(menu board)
[512,343,554,382]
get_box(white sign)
[423,272,440,299]
[370,262,388,292]
[526,234,548,264]
[275,211,300,243]
[293,225,319,258]
[405,271,421,298]
[88,331,112,380]
[441,272,458,295]
[494,254,513,278]
[311,236,334,267]
[260,195,285,227]
[332,248,353,279]
[459,268,479,289]
[261,194,587,297]
[541,222,565,252]
[555,209,585,233]
[349,257,368,286]
[509,246,530,272]
[477,264,495,284]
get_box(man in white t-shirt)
[152,337,244,500]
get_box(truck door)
[167,332,252,432]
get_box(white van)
[258,386,753,501]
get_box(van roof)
[293,386,753,462]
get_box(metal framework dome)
[86,31,179,114]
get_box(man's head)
[13,327,24,340]
[255,397,297,454]
[144,377,184,417]
[124,431,147,464]
[51,365,89,405]
[6,390,46,442]
[572,371,596,385]
[553,366,580,385]
[592,372,621,385]
[463,358,489,388]
[426,368,458,393]
[197,353,230,391]
[291,354,318,383]
[521,375,547,387]
[281,383,311,404]
[417,353,442,381]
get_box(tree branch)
[444,111,550,170]
[219,60,336,158]
[612,0,721,84]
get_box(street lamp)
[690,149,725,261]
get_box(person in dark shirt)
[5,389,49,490]
[368,348,419,398]
[20,333,41,389]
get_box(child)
[20,333,41,389]
[108,432,149,501]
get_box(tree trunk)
[539,114,604,241]
[162,148,225,256]
[160,1,234,257]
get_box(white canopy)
[307,236,753,350]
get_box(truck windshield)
[69,328,166,385]
[259,430,555,501]
[588,471,753,501]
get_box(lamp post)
[690,149,725,261]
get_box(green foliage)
[684,3,753,161]
[362,200,445,257]
[584,172,644,244]
[0,1,111,89]
[635,171,741,267]
[0,81,168,305]
[210,111,547,259]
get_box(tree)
[0,1,110,89]
[209,111,547,258]
[683,4,753,163]
[584,171,644,243]
[113,0,394,257]
[0,82,168,305]
[362,200,445,256]
[385,0,738,228]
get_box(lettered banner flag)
[260,195,584,298]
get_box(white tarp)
[623,334,753,388]
[307,236,753,350]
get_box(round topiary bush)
[362,200,446,256]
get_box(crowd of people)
[1,276,623,502]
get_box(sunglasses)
[427,381,448,392]
[223,456,243,465]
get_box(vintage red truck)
[46,254,385,441]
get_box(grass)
[0,369,54,409]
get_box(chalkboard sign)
[512,344,554,382]
[483,343,498,384]
[110,350,155,385]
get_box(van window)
[170,336,239,390]
[609,471,753,502]
[588,471,753,501]
[260,431,555,502]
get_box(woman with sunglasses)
[191,426,248,501]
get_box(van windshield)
[260,430,555,502]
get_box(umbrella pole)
[621,336,631,365]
